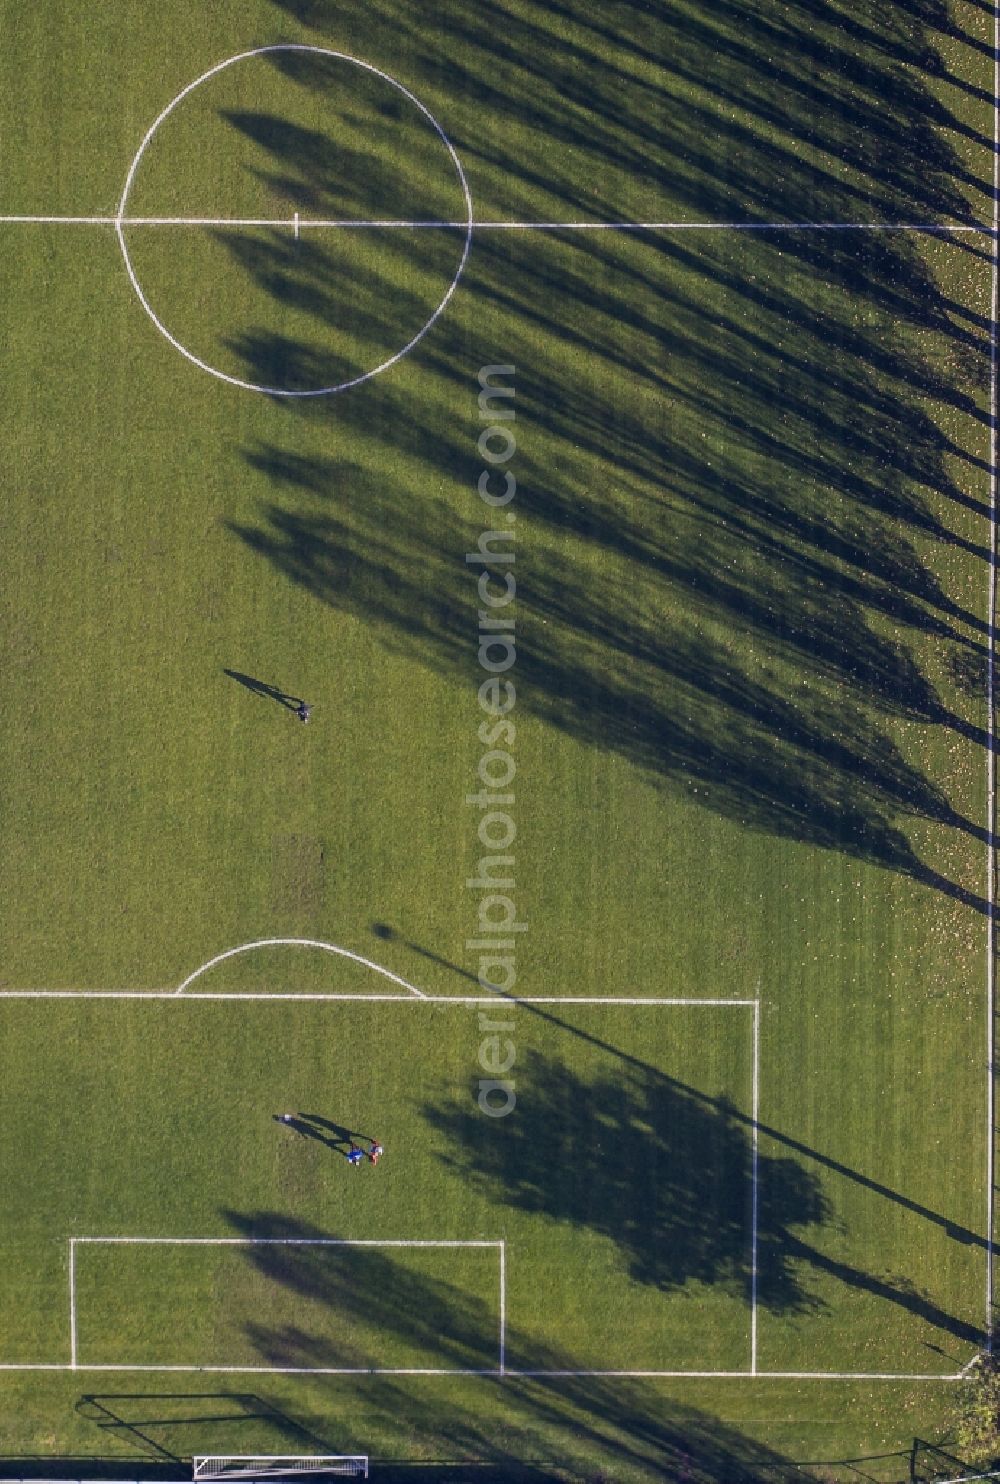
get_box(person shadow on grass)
[224,668,304,712]
[274,1112,369,1158]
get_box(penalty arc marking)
[174,938,428,996]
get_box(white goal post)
[193,1461,368,1481]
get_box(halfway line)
[0,214,988,233]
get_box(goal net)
[193,1461,368,1482]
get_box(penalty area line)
[51,1363,506,1376]
[0,990,756,1005]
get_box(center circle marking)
[115,45,474,396]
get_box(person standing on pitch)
[296,701,311,723]
[346,1143,364,1166]
[368,1140,383,1165]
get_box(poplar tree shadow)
[371,921,484,989]
[224,668,303,711]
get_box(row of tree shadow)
[264,0,994,226]
[191,6,994,1465]
[57,1377,820,1482]
[195,0,1000,909]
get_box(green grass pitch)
[0,0,996,1479]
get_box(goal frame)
[192,1459,368,1481]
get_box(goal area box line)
[68,1237,506,1377]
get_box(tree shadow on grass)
[266,0,993,222]
[222,1207,981,1478]
[75,1390,337,1462]
[421,1050,983,1347]
[429,1050,826,1314]
[221,1210,806,1482]
[215,1,992,915]
[227,442,991,914]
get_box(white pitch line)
[750,999,760,1375]
[68,1239,77,1370]
[933,1472,1000,1484]
[0,990,754,1004]
[0,215,121,225]
[500,1368,965,1380]
[114,45,474,400]
[0,1363,82,1371]
[0,214,988,232]
[453,221,987,233]
[73,1236,501,1246]
[988,0,999,1358]
[499,1241,507,1378]
[55,1364,503,1376]
[453,996,753,1006]
[0,1361,966,1379]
